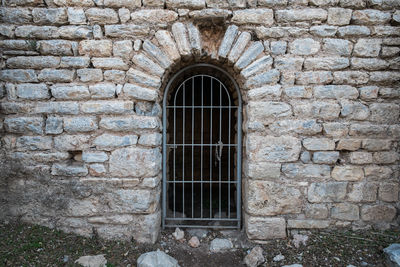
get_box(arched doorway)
[162,64,242,229]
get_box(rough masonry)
[0,0,399,243]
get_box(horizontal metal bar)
[167,106,238,108]
[164,224,239,229]
[166,144,237,147]
[166,180,239,184]
[165,217,239,221]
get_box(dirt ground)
[0,221,399,266]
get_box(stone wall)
[0,0,399,243]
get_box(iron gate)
[162,64,242,229]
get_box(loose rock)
[188,236,200,248]
[244,246,265,267]
[210,238,233,252]
[137,250,180,267]
[75,255,107,267]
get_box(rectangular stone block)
[308,182,347,202]
[91,57,129,70]
[287,219,330,229]
[282,163,331,179]
[54,134,90,150]
[373,152,399,164]
[364,165,393,180]
[270,119,322,135]
[314,85,358,99]
[7,56,60,69]
[93,133,138,150]
[82,151,108,163]
[362,139,391,151]
[296,71,333,85]
[232,9,273,25]
[361,204,396,222]
[51,163,88,176]
[276,8,327,22]
[81,101,133,114]
[304,57,349,70]
[305,204,329,219]
[332,165,364,181]
[246,215,286,239]
[349,152,373,164]
[323,123,349,137]
[60,57,90,68]
[123,83,158,101]
[4,116,44,134]
[99,116,159,131]
[104,24,149,38]
[51,84,90,100]
[378,183,399,202]
[78,40,112,57]
[64,117,98,132]
[303,138,335,151]
[38,69,75,83]
[331,203,359,221]
[45,117,63,134]
[32,8,68,25]
[88,83,116,99]
[312,151,339,164]
[0,69,38,83]
[33,101,79,114]
[245,162,281,180]
[85,8,118,24]
[247,101,292,125]
[16,136,52,151]
[347,182,377,202]
[16,83,50,100]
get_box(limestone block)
[352,9,391,25]
[349,152,373,165]
[236,42,264,70]
[258,0,287,6]
[38,69,75,83]
[378,183,399,202]
[126,68,161,89]
[361,204,397,222]
[82,151,108,163]
[99,115,159,131]
[7,56,60,69]
[289,38,320,55]
[338,26,370,37]
[381,46,400,57]
[369,71,400,83]
[270,119,322,135]
[104,25,149,38]
[369,103,399,124]
[113,40,133,60]
[60,57,90,68]
[333,71,369,85]
[59,25,93,39]
[131,9,178,24]
[247,101,292,124]
[308,182,347,202]
[323,123,349,137]
[51,163,88,176]
[232,9,273,25]
[64,117,98,132]
[276,8,327,22]
[284,86,312,98]
[362,139,392,151]
[248,85,281,100]
[349,124,388,137]
[138,133,162,147]
[132,54,164,77]
[81,101,133,114]
[123,83,158,101]
[45,117,63,134]
[323,38,353,56]
[78,40,112,57]
[287,219,330,229]
[364,165,393,180]
[14,25,59,39]
[353,39,382,57]
[332,165,364,181]
[143,40,173,69]
[245,69,280,88]
[34,102,80,115]
[188,8,232,20]
[77,69,103,82]
[16,83,50,100]
[38,40,75,56]
[247,134,301,162]
[282,163,331,178]
[274,57,304,71]
[327,8,352,25]
[339,0,366,8]
[228,32,251,63]
[351,58,389,71]
[51,84,90,100]
[246,215,286,239]
[305,57,349,71]
[310,25,337,37]
[85,8,118,24]
[143,0,164,6]
[4,117,44,134]
[305,204,329,219]
[16,136,52,151]
[373,152,399,164]
[88,83,116,99]
[348,182,378,202]
[314,85,358,99]
[293,101,340,120]
[32,8,68,25]
[303,138,335,151]
[336,139,361,151]
[331,203,359,221]
[67,7,87,24]
[54,134,90,150]
[312,152,339,164]
[245,162,281,179]
[270,41,287,55]
[0,8,32,24]
[104,70,125,83]
[93,133,138,150]
[89,164,107,176]
[296,71,333,85]
[340,101,369,120]
[104,0,141,7]
[166,0,205,9]
[359,86,378,100]
[92,57,129,70]
[53,0,95,6]
[109,147,161,177]
[118,8,130,23]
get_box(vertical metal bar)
[209,77,213,219]
[228,101,231,218]
[191,77,194,218]
[173,89,177,217]
[182,81,185,218]
[237,93,242,229]
[162,91,167,229]
[218,82,222,218]
[200,76,203,218]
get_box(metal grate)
[162,64,242,229]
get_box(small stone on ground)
[188,236,200,248]
[244,246,265,267]
[187,229,208,238]
[172,228,184,241]
[282,264,303,267]
[292,234,309,248]
[383,243,400,267]
[75,255,107,267]
[273,254,285,262]
[210,238,233,252]
[137,250,180,267]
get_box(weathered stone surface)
[51,84,90,100]
[123,83,158,101]
[270,119,322,135]
[362,139,392,151]
[361,204,397,222]
[305,57,349,71]
[85,8,118,24]
[67,7,87,24]
[314,85,358,99]
[370,103,399,124]
[88,83,116,99]
[166,0,205,9]
[352,9,391,25]
[58,25,93,39]
[75,255,107,267]
[293,101,340,120]
[323,39,353,56]
[7,56,60,69]
[132,54,164,77]
[45,117,63,134]
[104,0,141,7]
[305,204,329,219]
[92,57,129,70]
[331,203,359,221]
[100,116,159,131]
[38,69,75,83]
[64,117,97,132]
[143,40,172,69]
[373,152,399,164]
[246,162,281,180]
[0,8,32,24]
[232,9,273,25]
[137,250,179,267]
[340,101,369,120]
[210,238,233,252]
[228,32,251,63]
[79,40,112,57]
[353,39,382,57]
[348,182,377,202]
[338,26,370,37]
[77,69,103,82]
[4,117,44,134]
[313,152,339,164]
[350,152,373,164]
[104,70,125,83]
[284,86,312,98]
[336,139,361,151]
[16,136,52,150]
[308,182,347,202]
[287,219,330,229]
[131,9,178,24]
[247,135,301,162]
[323,123,349,137]
[351,58,389,71]
[274,57,304,71]
[327,8,352,25]
[332,165,364,181]
[16,83,49,100]
[138,133,162,147]
[38,40,75,56]
[248,85,281,100]
[60,57,90,68]
[303,138,335,151]
[236,42,264,70]
[32,8,68,25]
[126,68,161,89]
[339,0,365,8]
[82,151,108,163]
[256,26,308,38]
[289,38,320,55]
[379,183,399,202]
[54,134,90,150]
[296,71,333,85]
[52,163,88,176]
[245,69,280,88]
[276,9,327,22]
[270,41,287,55]
[104,24,149,38]
[383,244,400,267]
[109,147,161,177]
[246,215,286,239]
[93,133,137,150]
[81,101,133,114]
[310,25,337,37]
[282,163,331,179]
[248,101,292,124]
[364,165,393,181]
[188,8,231,20]
[218,25,238,58]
